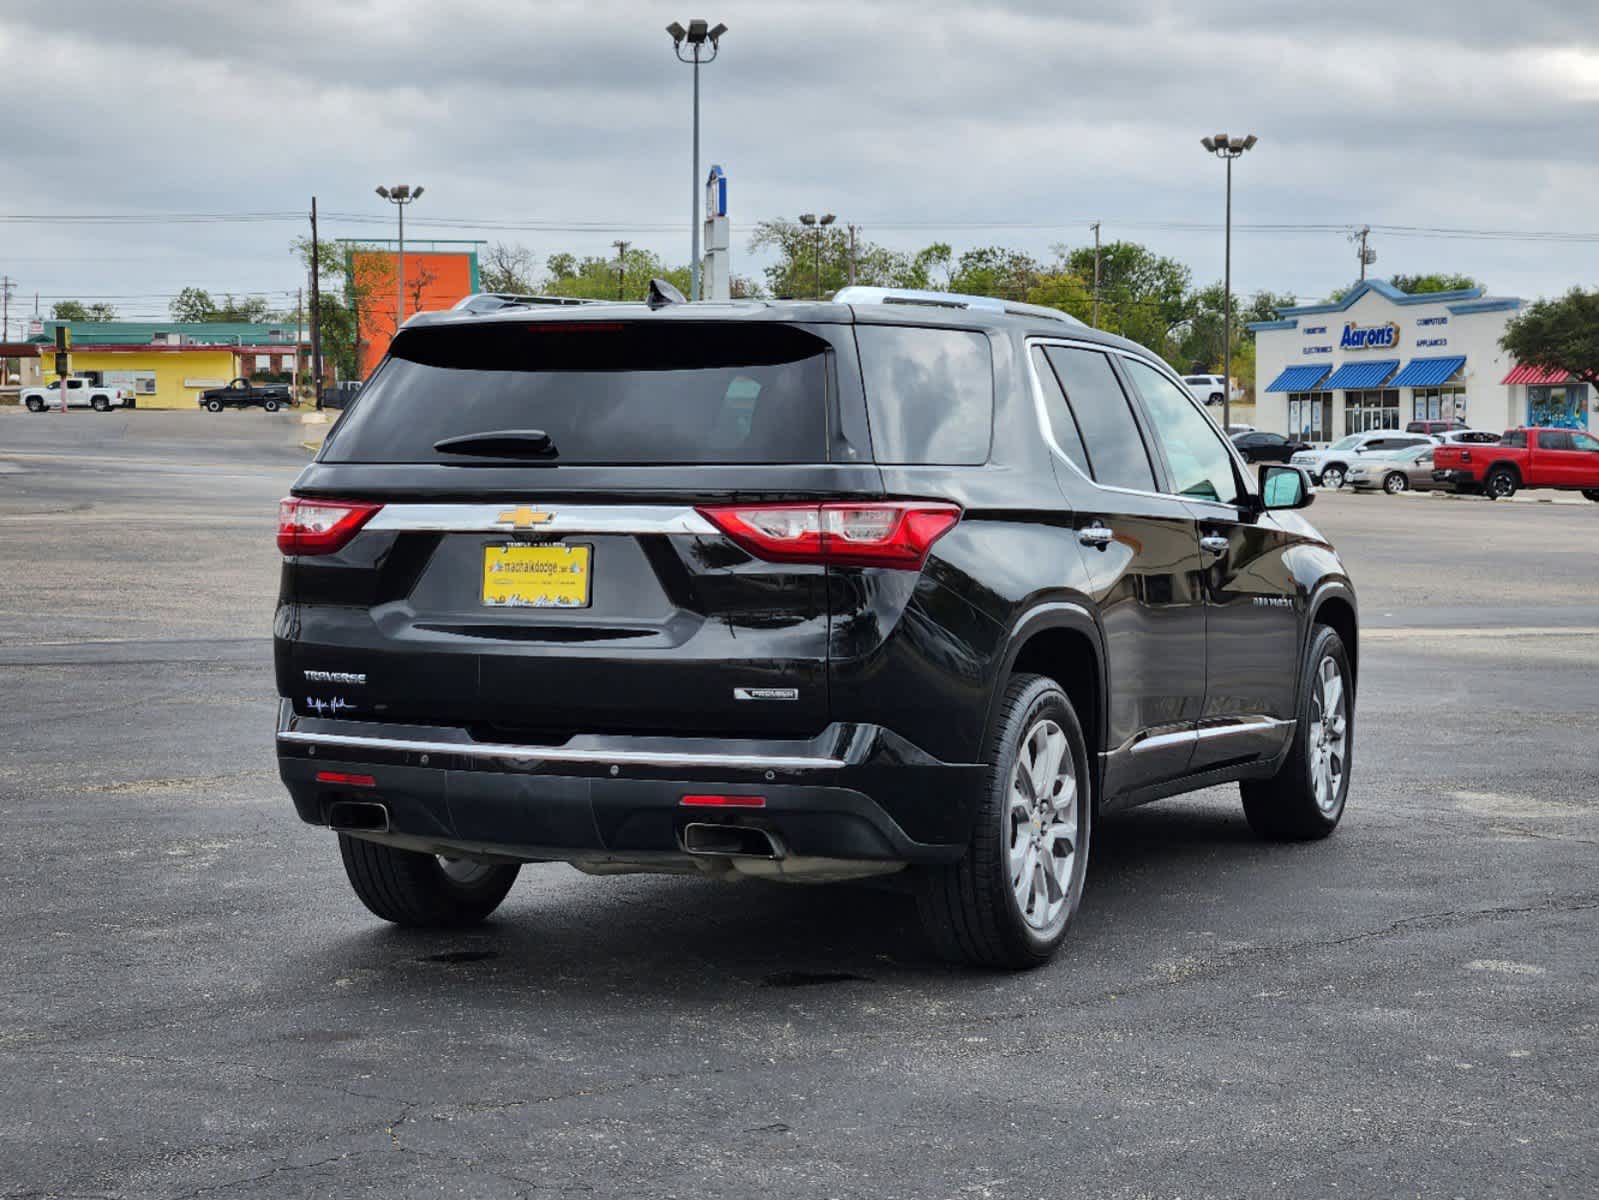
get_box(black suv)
[275,286,1357,968]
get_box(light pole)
[667,18,726,301]
[375,184,423,337]
[798,212,835,299]
[1200,133,1256,434]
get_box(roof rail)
[832,286,1085,327]
[451,293,601,315]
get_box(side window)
[1121,358,1242,506]
[1042,346,1156,492]
[1030,347,1092,478]
[856,326,993,465]
[1503,430,1526,448]
[1538,430,1574,451]
[1572,432,1599,452]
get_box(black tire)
[1582,490,1599,503]
[91,396,110,412]
[263,399,280,413]
[1484,467,1518,500]
[337,834,520,928]
[1382,472,1408,494]
[1319,464,1346,490]
[1241,625,1353,841]
[204,399,223,412]
[25,397,44,412]
[916,674,1091,969]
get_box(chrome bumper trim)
[277,729,845,772]
[363,503,719,536]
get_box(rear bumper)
[275,703,982,867]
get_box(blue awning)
[1323,359,1400,390]
[1263,364,1332,393]
[1388,355,1466,388]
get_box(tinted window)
[857,326,993,464]
[1122,358,1241,505]
[1573,432,1599,452]
[1538,430,1574,451]
[325,322,832,465]
[1031,347,1092,477]
[1503,430,1526,448]
[1043,347,1156,492]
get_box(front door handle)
[1078,524,1114,549]
[1199,534,1230,555]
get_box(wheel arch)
[1307,583,1358,692]
[984,602,1107,782]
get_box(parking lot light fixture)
[1201,133,1257,433]
[377,183,423,340]
[668,17,726,301]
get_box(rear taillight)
[277,497,382,555]
[696,501,961,570]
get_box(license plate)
[482,543,591,608]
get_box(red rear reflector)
[680,794,766,808]
[277,497,382,555]
[315,771,376,788]
[695,501,960,569]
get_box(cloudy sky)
[1,0,1597,327]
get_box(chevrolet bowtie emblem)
[496,506,554,529]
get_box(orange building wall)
[351,249,478,376]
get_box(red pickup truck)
[1433,427,1599,501]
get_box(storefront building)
[1247,279,1590,442]
[28,320,327,409]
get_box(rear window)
[856,326,993,464]
[323,321,833,464]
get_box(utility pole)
[847,224,858,287]
[309,197,324,409]
[1354,225,1375,280]
[612,240,631,299]
[1,275,14,342]
[294,287,303,402]
[1090,223,1102,329]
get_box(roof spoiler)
[450,293,601,315]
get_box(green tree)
[748,221,948,298]
[948,246,1045,301]
[1055,241,1192,358]
[1389,272,1482,295]
[290,236,371,382]
[1500,288,1599,387]
[169,287,217,322]
[1025,272,1095,323]
[51,300,117,321]
[543,247,691,301]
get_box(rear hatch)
[280,313,887,741]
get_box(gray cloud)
[1,0,1596,315]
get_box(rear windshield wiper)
[432,429,559,459]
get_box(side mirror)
[1259,464,1314,511]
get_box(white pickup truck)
[20,377,131,412]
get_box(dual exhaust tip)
[327,804,781,863]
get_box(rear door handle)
[1078,524,1114,548]
[1199,535,1230,554]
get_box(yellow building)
[33,319,316,410]
[52,346,242,410]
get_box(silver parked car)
[1347,445,1448,494]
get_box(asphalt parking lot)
[2,410,1596,1199]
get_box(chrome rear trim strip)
[364,504,719,536]
[278,729,844,771]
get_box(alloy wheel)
[1384,473,1408,494]
[1307,656,1347,814]
[1007,718,1079,932]
[1321,467,1344,489]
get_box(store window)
[1527,384,1589,430]
[1412,386,1466,423]
[1345,389,1400,432]
[1287,392,1332,441]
